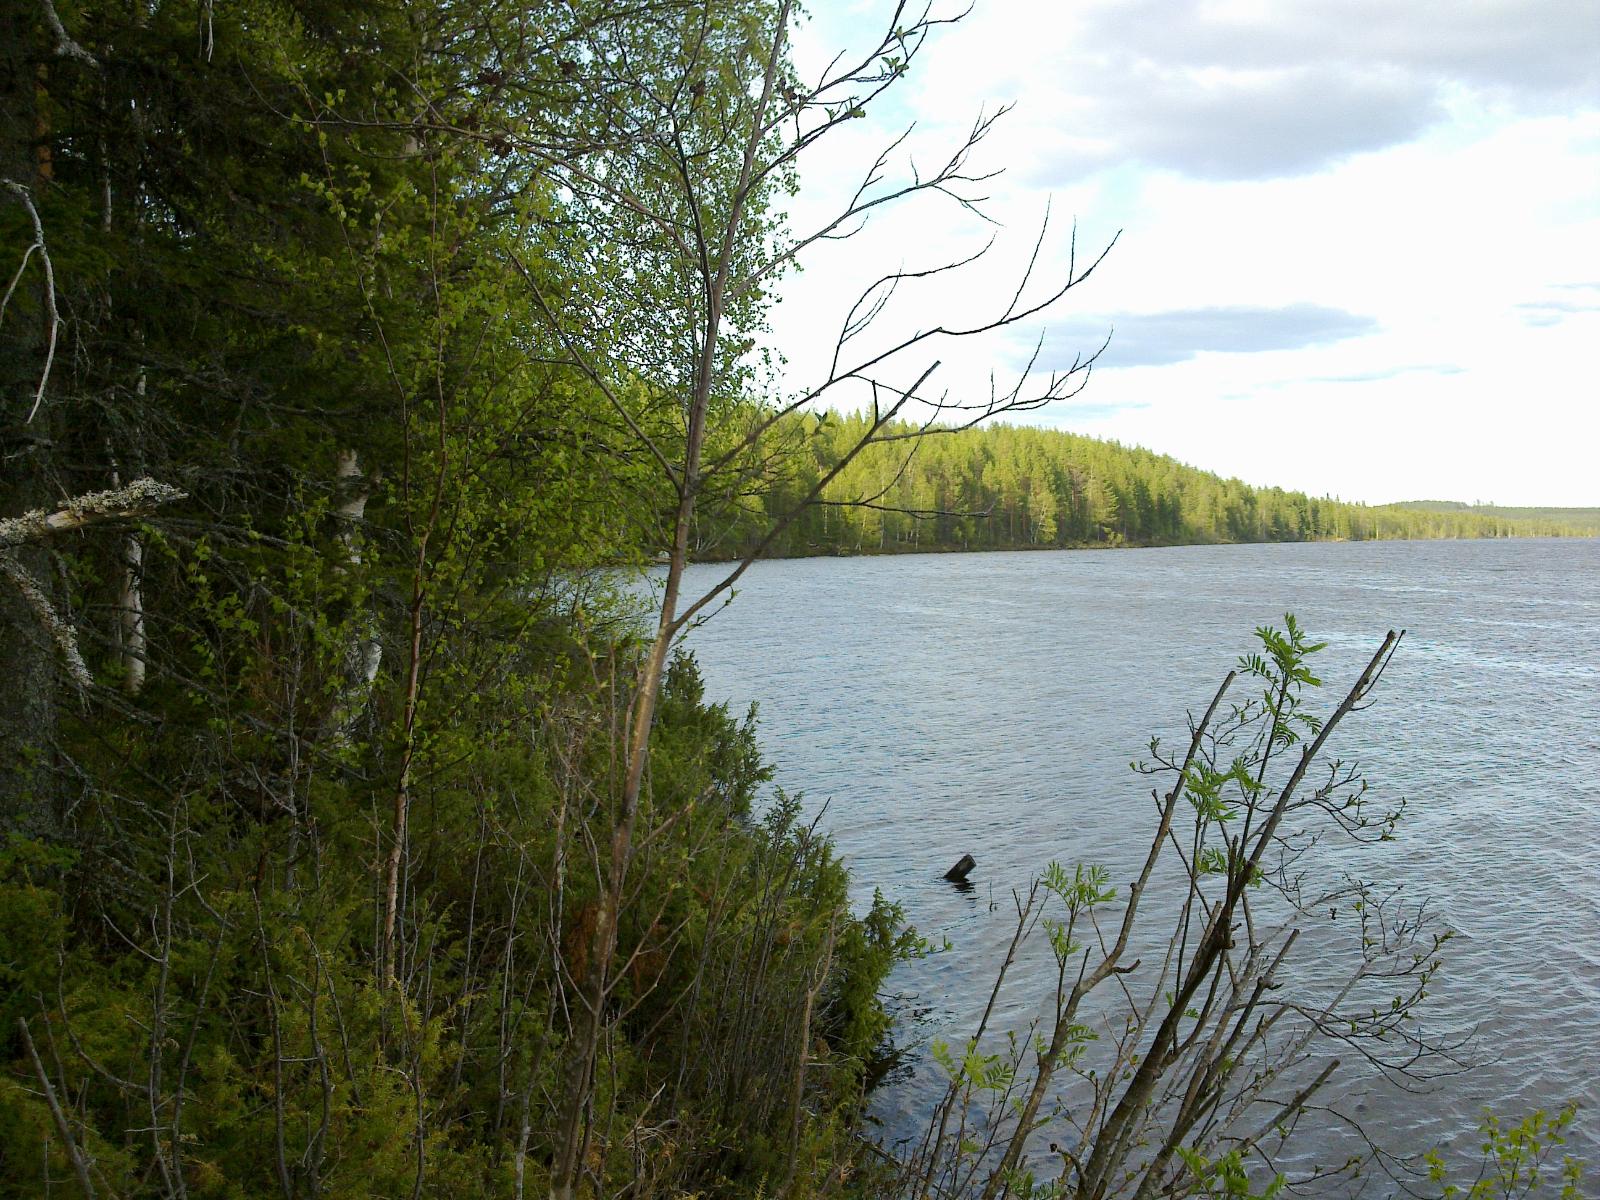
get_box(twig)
[18,1016,98,1198]
[2,180,64,421]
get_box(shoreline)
[681,528,1596,567]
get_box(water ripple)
[677,539,1600,1188]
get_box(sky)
[768,0,1600,506]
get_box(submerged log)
[943,853,976,882]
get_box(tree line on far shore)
[697,412,1592,558]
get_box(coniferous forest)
[699,414,1592,559]
[1,2,1586,1198]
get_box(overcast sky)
[770,0,1600,506]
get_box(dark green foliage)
[0,649,897,1197]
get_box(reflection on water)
[676,539,1600,1190]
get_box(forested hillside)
[699,414,1591,557]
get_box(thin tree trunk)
[111,376,148,696]
[381,566,426,985]
[783,916,836,1197]
[118,525,145,694]
[328,449,380,742]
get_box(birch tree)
[485,4,1115,1192]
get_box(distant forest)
[1385,501,1600,532]
[699,413,1596,558]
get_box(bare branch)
[0,479,188,550]
[669,361,938,635]
[2,180,65,422]
[18,1016,98,1198]
[1,556,91,687]
[39,0,99,66]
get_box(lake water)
[674,539,1600,1193]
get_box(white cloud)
[769,2,1600,505]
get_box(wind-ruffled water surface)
[675,539,1600,1189]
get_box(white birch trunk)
[327,449,381,743]
[115,372,147,695]
[118,529,145,695]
